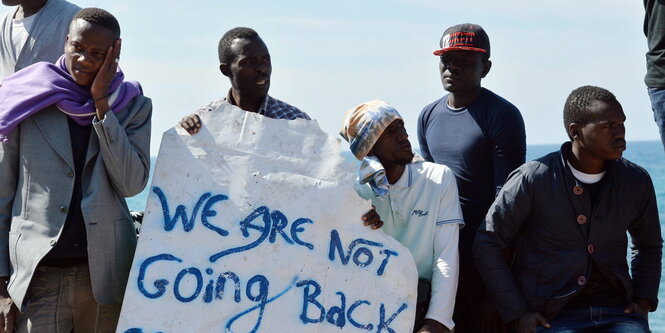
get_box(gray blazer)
[0,0,80,79]
[0,96,152,310]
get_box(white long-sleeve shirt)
[355,161,463,330]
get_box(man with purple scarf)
[0,7,151,333]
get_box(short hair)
[563,85,617,138]
[72,8,120,39]
[218,27,260,64]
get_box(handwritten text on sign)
[130,187,405,332]
[116,105,417,333]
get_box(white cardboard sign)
[117,105,417,333]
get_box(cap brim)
[433,46,488,56]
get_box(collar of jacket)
[557,141,619,187]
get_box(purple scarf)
[0,54,142,142]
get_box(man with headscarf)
[341,100,463,333]
[0,7,151,332]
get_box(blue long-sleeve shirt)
[417,88,526,255]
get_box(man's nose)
[612,125,626,138]
[257,61,270,73]
[77,52,94,65]
[398,128,409,140]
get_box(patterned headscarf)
[340,100,404,197]
[339,99,402,160]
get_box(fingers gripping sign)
[91,38,122,120]
[179,114,202,135]
[362,206,383,230]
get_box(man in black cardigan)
[475,86,662,333]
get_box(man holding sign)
[341,100,463,333]
[179,26,383,229]
[179,27,310,133]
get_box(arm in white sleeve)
[425,223,459,330]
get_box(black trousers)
[453,253,507,333]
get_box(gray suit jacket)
[0,96,152,310]
[0,0,80,79]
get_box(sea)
[127,140,665,330]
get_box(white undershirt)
[567,160,605,184]
[10,12,37,59]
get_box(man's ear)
[568,123,580,140]
[219,63,231,77]
[63,34,69,52]
[481,60,492,78]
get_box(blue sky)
[5,0,654,154]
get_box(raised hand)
[91,38,122,119]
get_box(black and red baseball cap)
[433,23,490,56]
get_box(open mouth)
[256,78,268,85]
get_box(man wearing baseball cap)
[417,23,526,333]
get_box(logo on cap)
[433,23,490,56]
